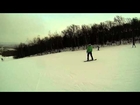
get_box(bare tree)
[131,18,139,47]
[114,16,125,45]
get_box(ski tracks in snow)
[35,72,43,90]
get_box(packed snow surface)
[0,44,140,92]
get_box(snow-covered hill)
[0,44,140,92]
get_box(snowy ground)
[0,44,140,92]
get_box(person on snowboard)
[86,44,93,61]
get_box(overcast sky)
[1,13,140,44]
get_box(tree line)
[13,16,140,59]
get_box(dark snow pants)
[87,52,93,61]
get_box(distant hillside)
[0,42,18,48]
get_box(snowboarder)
[86,44,93,61]
[132,36,136,48]
[97,46,100,51]
[1,58,3,61]
[132,41,136,48]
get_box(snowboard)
[84,59,97,62]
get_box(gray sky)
[1,13,140,44]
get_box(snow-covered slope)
[0,44,140,92]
